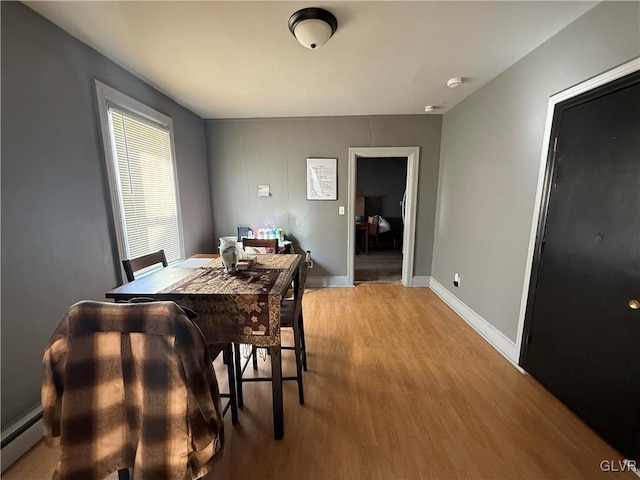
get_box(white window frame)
[95,80,184,279]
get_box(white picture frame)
[306,157,337,200]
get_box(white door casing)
[347,146,420,286]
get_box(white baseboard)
[1,408,44,472]
[410,276,431,287]
[307,276,351,288]
[429,278,522,370]
[307,276,433,288]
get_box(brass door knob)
[629,299,640,310]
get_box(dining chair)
[208,343,239,425]
[126,297,238,427]
[242,238,279,254]
[281,251,311,372]
[42,300,224,480]
[234,252,311,407]
[122,249,168,282]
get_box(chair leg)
[223,344,238,424]
[233,343,244,408]
[292,316,304,405]
[252,345,258,370]
[299,313,307,371]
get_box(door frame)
[515,57,640,364]
[347,146,420,286]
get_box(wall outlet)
[338,206,345,215]
[453,272,461,287]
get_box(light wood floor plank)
[3,285,632,479]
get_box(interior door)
[521,72,640,459]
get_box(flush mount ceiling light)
[288,7,338,50]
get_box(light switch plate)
[338,206,345,215]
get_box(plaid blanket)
[42,300,224,480]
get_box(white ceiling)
[25,1,597,119]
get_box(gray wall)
[1,2,213,428]
[206,116,441,279]
[433,1,640,342]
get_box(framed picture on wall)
[306,157,337,200]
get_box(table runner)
[161,267,281,296]
[157,254,299,346]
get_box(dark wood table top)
[106,266,198,299]
[105,253,302,346]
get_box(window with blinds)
[96,81,183,274]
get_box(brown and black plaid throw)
[42,300,224,480]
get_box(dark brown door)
[521,71,640,459]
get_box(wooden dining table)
[105,253,302,440]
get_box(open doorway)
[354,157,406,283]
[347,147,420,286]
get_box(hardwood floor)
[3,285,633,480]
[355,248,403,283]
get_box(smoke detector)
[447,77,463,88]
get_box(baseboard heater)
[1,407,44,472]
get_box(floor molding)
[410,276,431,287]
[308,275,432,288]
[429,278,522,371]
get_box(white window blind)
[96,81,184,276]
[107,108,182,264]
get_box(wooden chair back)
[242,238,279,254]
[290,251,311,315]
[122,249,168,282]
[296,251,311,301]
